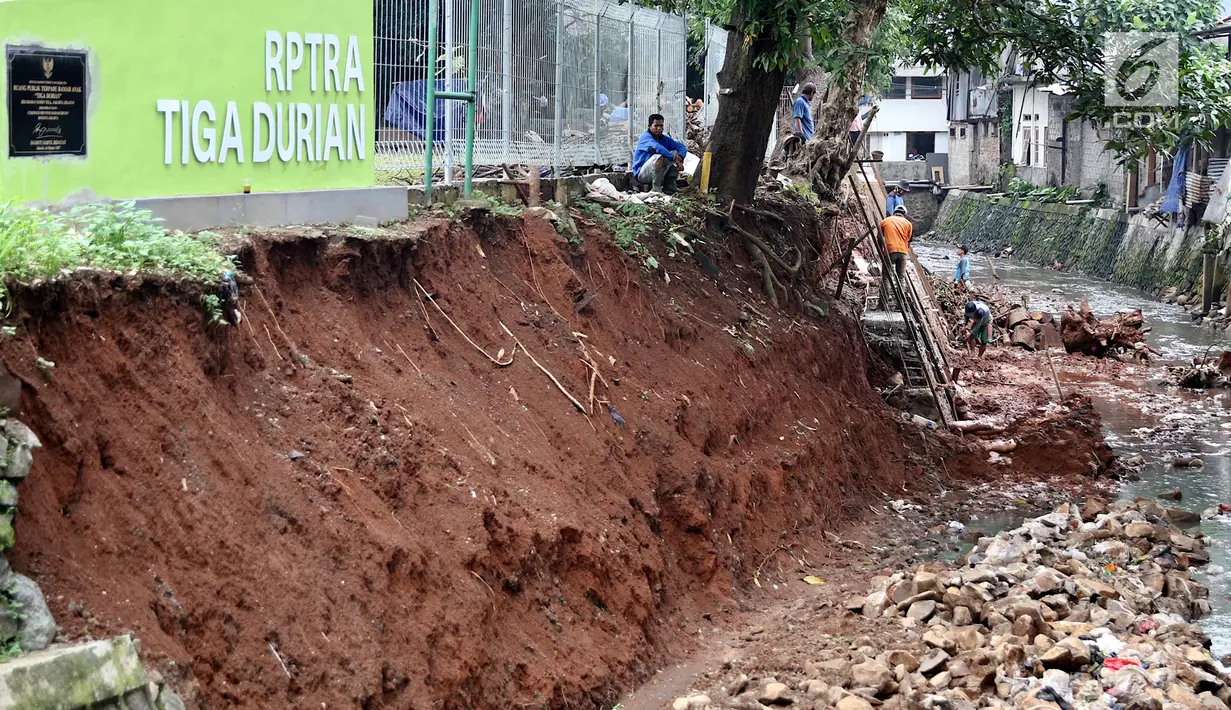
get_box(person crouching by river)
[964,300,992,357]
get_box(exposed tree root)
[746,242,779,308]
[735,204,787,225]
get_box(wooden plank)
[848,171,953,426]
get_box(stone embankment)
[0,416,185,709]
[0,418,55,657]
[933,191,1202,300]
[675,496,1224,710]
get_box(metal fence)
[375,0,690,179]
[699,22,727,130]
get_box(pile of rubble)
[1001,301,1154,361]
[1058,304,1154,360]
[1158,287,1229,337]
[930,275,1155,361]
[1168,351,1231,389]
[676,496,1227,710]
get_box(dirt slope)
[3,210,991,709]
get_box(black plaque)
[6,46,88,157]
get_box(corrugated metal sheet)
[1186,172,1212,207]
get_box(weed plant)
[0,200,234,282]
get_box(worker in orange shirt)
[880,204,913,279]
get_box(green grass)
[0,637,19,662]
[0,200,235,283]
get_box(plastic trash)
[901,411,938,429]
[1103,658,1140,671]
[683,152,701,178]
[1040,669,1073,707]
[586,177,622,200]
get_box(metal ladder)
[848,164,957,425]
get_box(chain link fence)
[375,0,695,180]
[699,22,727,131]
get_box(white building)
[865,65,950,162]
[1010,82,1051,171]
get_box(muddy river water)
[914,241,1231,654]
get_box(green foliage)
[0,200,235,282]
[0,637,19,662]
[839,0,912,92]
[1091,183,1113,208]
[577,196,712,270]
[997,163,1016,191]
[578,201,654,262]
[1004,178,1081,202]
[1,591,22,622]
[479,194,525,218]
[908,0,1231,163]
[655,0,906,77]
[201,294,225,327]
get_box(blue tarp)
[384,79,481,141]
[1160,142,1189,215]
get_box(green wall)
[933,190,1205,296]
[0,0,375,202]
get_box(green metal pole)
[464,0,479,198]
[425,0,439,202]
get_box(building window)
[886,76,907,99]
[906,132,935,158]
[1021,122,1045,167]
[1013,100,1047,169]
[960,126,967,138]
[950,127,956,138]
[911,76,943,99]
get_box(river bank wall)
[932,190,1205,299]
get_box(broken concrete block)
[0,636,149,709]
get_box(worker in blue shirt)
[792,83,816,140]
[954,246,971,289]
[885,186,905,215]
[633,113,688,193]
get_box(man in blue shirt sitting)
[792,83,816,140]
[633,113,688,194]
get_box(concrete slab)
[0,635,150,709]
[134,186,409,232]
[407,171,632,207]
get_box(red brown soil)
[0,210,1074,709]
[949,346,1119,482]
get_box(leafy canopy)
[667,0,911,79]
[907,0,1231,162]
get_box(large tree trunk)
[709,31,788,205]
[786,0,887,198]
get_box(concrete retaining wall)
[933,190,1204,295]
[133,186,410,232]
[878,161,932,183]
[903,192,941,234]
